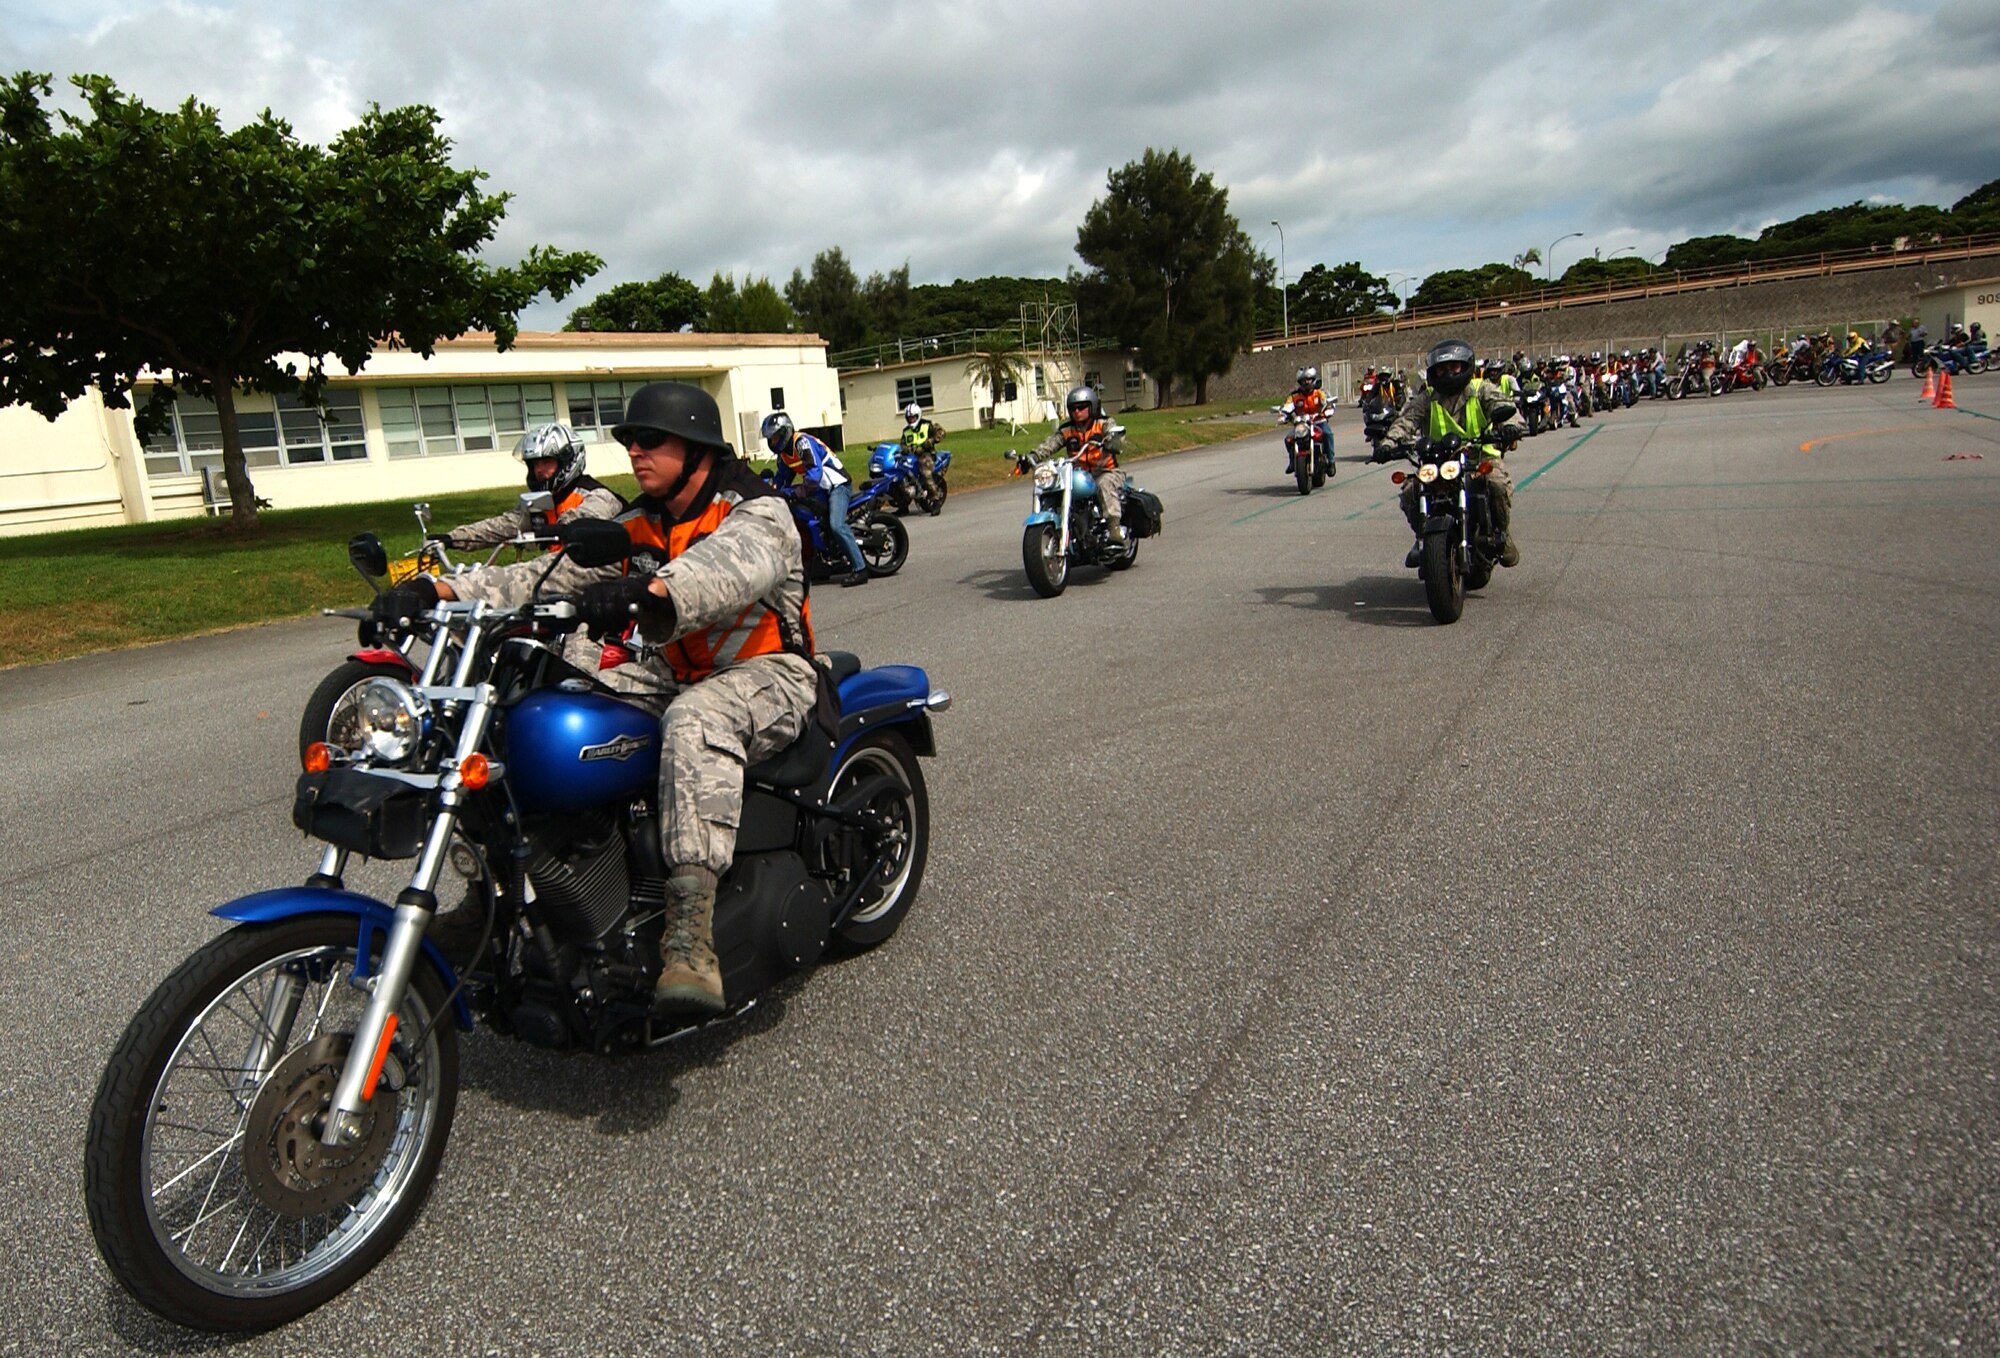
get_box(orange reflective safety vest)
[1059,418,1117,474]
[1289,389,1327,417]
[617,465,814,686]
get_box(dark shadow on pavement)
[1253,574,1441,627]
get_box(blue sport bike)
[84,519,947,1332]
[866,441,953,516]
[776,481,909,579]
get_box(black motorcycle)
[1391,434,1510,625]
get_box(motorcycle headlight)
[1033,461,1058,490]
[1417,463,1439,483]
[1439,460,1461,481]
[355,678,427,764]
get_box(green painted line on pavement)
[1516,424,1602,491]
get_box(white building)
[837,345,1155,445]
[1915,275,2000,349]
[0,331,839,537]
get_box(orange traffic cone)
[1934,370,1956,410]
[1918,367,1936,400]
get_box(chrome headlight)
[1439,459,1462,481]
[355,678,427,764]
[1417,463,1439,483]
[1033,461,1059,490]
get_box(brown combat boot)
[656,872,725,1013]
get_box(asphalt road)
[2,379,1996,1355]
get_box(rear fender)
[213,886,473,1028]
[836,663,939,758]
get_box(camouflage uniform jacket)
[1380,380,1526,458]
[446,479,625,550]
[445,462,813,702]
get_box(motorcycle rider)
[1277,366,1333,476]
[1032,384,1128,544]
[762,411,868,587]
[431,422,625,551]
[1380,338,1527,571]
[372,382,818,1015]
[899,402,946,513]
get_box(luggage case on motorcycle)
[1122,488,1164,538]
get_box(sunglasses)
[616,429,672,453]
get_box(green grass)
[2,400,1270,667]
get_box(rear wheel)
[1420,533,1464,624]
[1106,531,1139,571]
[299,659,411,761]
[826,731,929,949]
[1023,523,1067,597]
[1867,361,1892,385]
[85,915,458,1332]
[859,514,908,577]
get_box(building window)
[379,383,555,459]
[839,386,848,412]
[1085,369,1102,392]
[141,389,366,476]
[1124,368,1144,398]
[1002,378,1019,402]
[895,375,934,409]
[563,380,650,440]
[769,386,785,411]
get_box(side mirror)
[412,502,432,532]
[519,490,554,516]
[347,533,389,580]
[558,519,634,568]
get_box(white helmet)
[1302,365,1320,390]
[902,402,922,422]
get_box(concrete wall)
[1177,255,2000,404]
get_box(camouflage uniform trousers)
[1094,467,1128,533]
[657,652,818,877]
[1401,454,1512,536]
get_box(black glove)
[1499,428,1523,451]
[577,576,674,640]
[371,577,439,627]
[424,531,457,548]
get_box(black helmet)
[516,422,586,497]
[760,411,795,455]
[1064,384,1102,423]
[1424,338,1476,397]
[609,381,732,455]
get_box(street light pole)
[1271,220,1288,339]
[1547,231,1583,282]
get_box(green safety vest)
[901,421,935,449]
[1428,389,1490,442]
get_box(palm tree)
[962,330,1034,429]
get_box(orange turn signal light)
[1476,459,1494,476]
[303,742,331,773]
[458,753,491,790]
[1390,471,1406,485]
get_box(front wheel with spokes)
[85,915,459,1332]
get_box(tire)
[1866,361,1892,385]
[85,915,459,1333]
[1911,359,1932,381]
[1105,532,1139,571]
[1666,378,1684,401]
[826,731,930,949]
[929,476,948,514]
[1768,364,1789,387]
[1023,523,1067,597]
[298,658,412,760]
[1295,456,1311,495]
[859,514,908,577]
[1420,532,1464,624]
[1815,363,1838,388]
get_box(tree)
[785,247,867,351]
[1072,148,1261,406]
[0,73,599,527]
[564,272,703,332]
[1407,263,1537,311]
[701,272,795,333]
[961,330,1033,421]
[1557,256,1657,289]
[1511,247,1542,272]
[860,263,912,346]
[1290,262,1396,326]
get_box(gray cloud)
[2,0,1991,326]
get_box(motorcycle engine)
[524,810,630,943]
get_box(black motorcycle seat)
[742,651,859,788]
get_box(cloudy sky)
[3,0,1995,330]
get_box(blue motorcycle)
[1817,347,1895,386]
[84,521,947,1331]
[770,479,909,579]
[866,441,953,516]
[1006,442,1162,598]
[1912,342,1988,378]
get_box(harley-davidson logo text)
[580,734,650,763]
